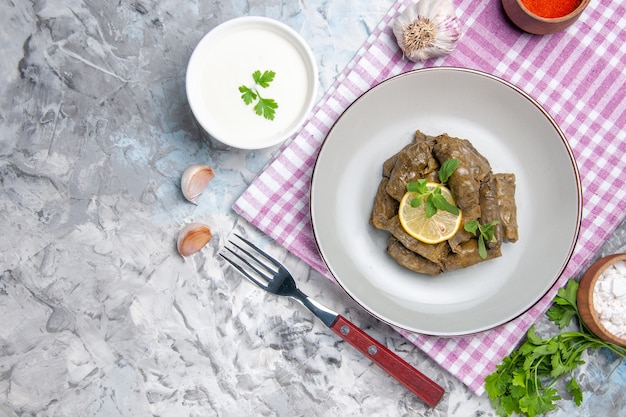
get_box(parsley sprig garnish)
[406,158,459,218]
[238,70,278,120]
[485,278,626,417]
[464,219,499,259]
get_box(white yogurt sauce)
[593,260,626,340]
[194,27,312,148]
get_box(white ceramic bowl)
[186,17,318,149]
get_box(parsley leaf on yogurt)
[238,70,278,120]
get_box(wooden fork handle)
[330,315,445,407]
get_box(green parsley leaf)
[253,95,278,120]
[407,179,429,194]
[546,304,577,329]
[546,279,580,329]
[525,326,542,345]
[477,234,488,259]
[567,378,583,406]
[519,388,559,417]
[485,369,508,399]
[549,349,570,378]
[238,85,257,105]
[464,219,499,259]
[432,192,460,215]
[438,158,459,183]
[425,194,437,218]
[464,219,479,235]
[239,70,278,120]
[511,371,526,388]
[554,278,579,308]
[253,70,276,88]
[410,195,424,208]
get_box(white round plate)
[310,67,582,336]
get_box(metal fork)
[220,234,445,407]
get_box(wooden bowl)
[577,253,626,347]
[501,0,590,35]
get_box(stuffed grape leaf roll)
[386,237,443,276]
[495,173,518,242]
[433,133,491,213]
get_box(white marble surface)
[1,1,624,416]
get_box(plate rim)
[309,66,583,336]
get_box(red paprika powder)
[520,0,582,18]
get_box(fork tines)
[220,234,279,289]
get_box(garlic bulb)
[181,164,215,204]
[177,222,213,257]
[393,0,462,62]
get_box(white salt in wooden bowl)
[577,253,626,347]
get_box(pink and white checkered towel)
[234,0,626,394]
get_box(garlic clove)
[393,0,462,62]
[177,222,213,257]
[181,164,215,204]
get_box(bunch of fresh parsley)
[238,70,278,120]
[485,278,626,417]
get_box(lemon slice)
[398,182,462,244]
